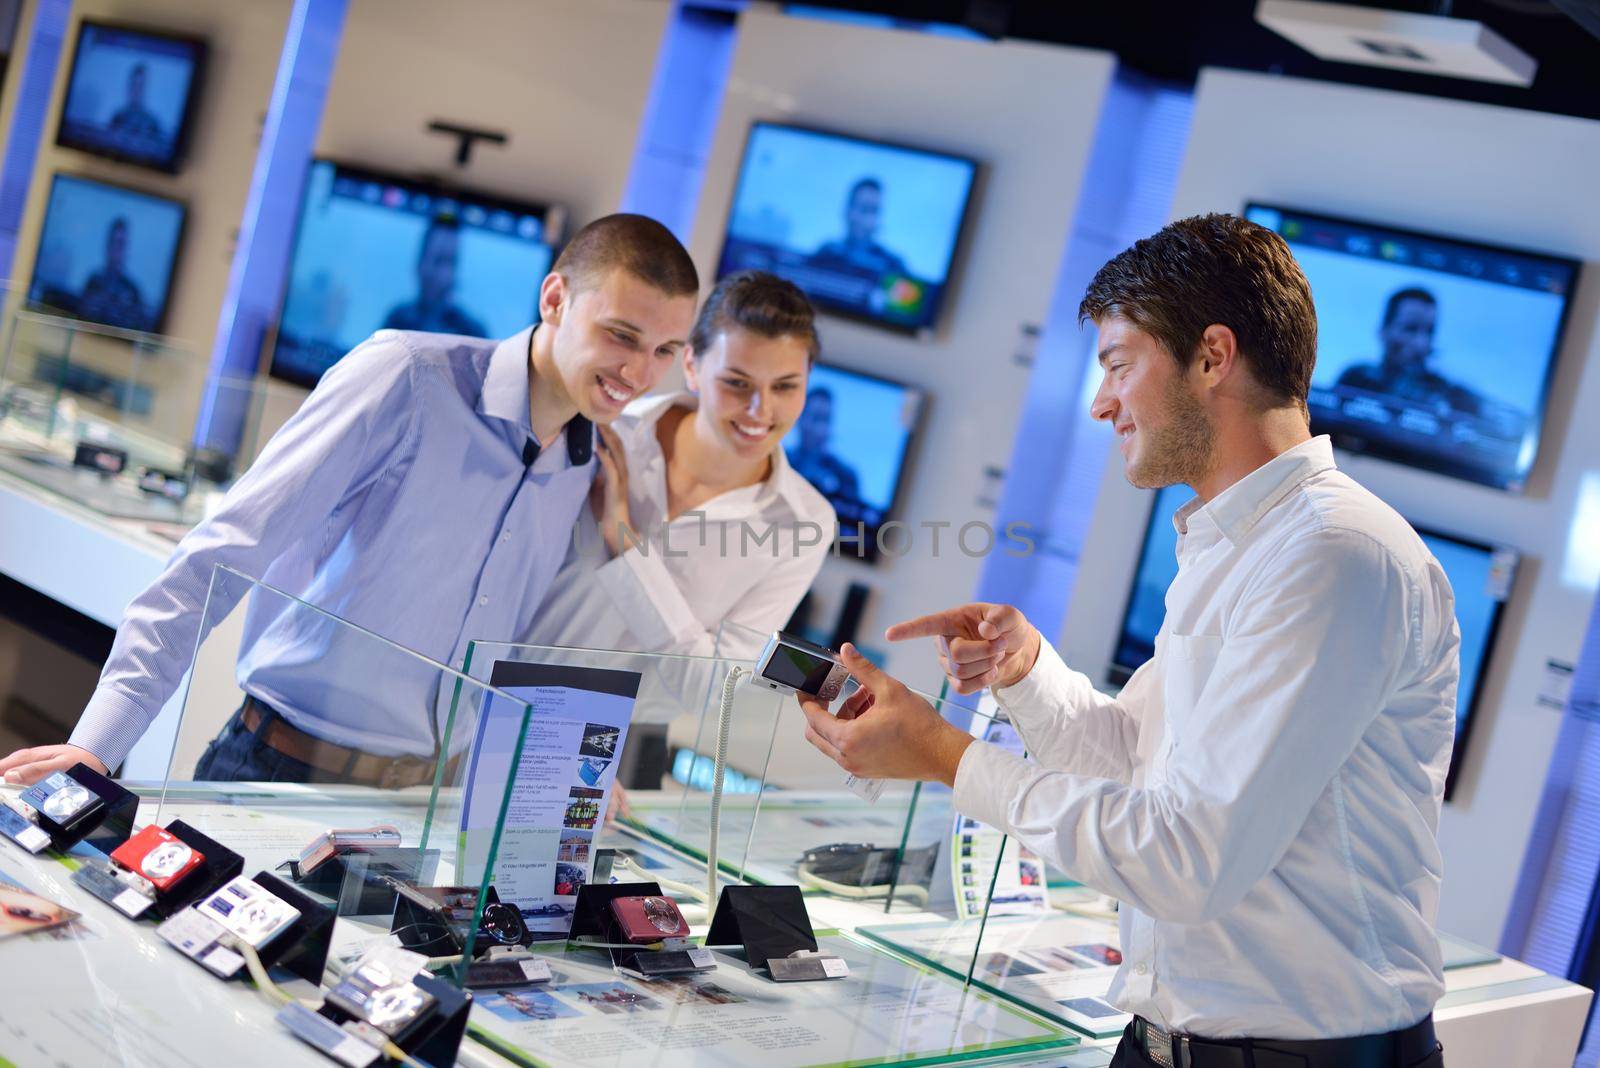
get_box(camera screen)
[763,645,835,693]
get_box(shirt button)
[478,595,489,607]
[1135,963,1149,976]
[501,530,511,541]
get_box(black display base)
[570,882,711,975]
[249,871,335,984]
[621,948,712,976]
[570,880,661,941]
[706,885,817,970]
[145,819,245,920]
[35,763,136,854]
[320,970,471,1067]
[285,847,440,916]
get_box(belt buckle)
[378,756,433,790]
[1144,1021,1177,1068]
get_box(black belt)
[1131,1014,1441,1068]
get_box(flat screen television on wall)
[269,160,564,389]
[1109,483,1516,799]
[28,172,186,334]
[717,122,979,336]
[55,20,207,173]
[782,362,924,564]
[1245,203,1579,493]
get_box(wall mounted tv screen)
[56,20,206,172]
[1245,203,1579,492]
[718,122,978,335]
[270,160,563,388]
[783,363,924,564]
[1110,483,1516,799]
[28,173,186,334]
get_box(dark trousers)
[193,704,323,783]
[1110,1022,1446,1068]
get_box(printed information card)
[461,662,641,938]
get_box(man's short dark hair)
[690,269,820,363]
[1382,286,1436,328]
[418,216,459,257]
[849,177,883,203]
[1078,213,1318,408]
[552,213,698,299]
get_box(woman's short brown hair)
[1079,213,1318,408]
[690,270,821,363]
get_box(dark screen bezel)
[54,18,209,174]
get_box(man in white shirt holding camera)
[800,214,1456,1068]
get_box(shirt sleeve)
[69,335,420,769]
[992,638,1146,783]
[953,526,1417,925]
[590,513,829,662]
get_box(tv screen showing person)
[56,21,205,172]
[270,160,558,388]
[717,123,977,333]
[27,173,185,334]
[1246,203,1578,492]
[781,363,922,562]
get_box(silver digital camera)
[752,631,851,702]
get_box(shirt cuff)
[952,740,1034,835]
[992,636,1069,714]
[68,686,152,773]
[592,545,700,650]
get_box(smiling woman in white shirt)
[528,270,834,667]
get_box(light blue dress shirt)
[71,328,594,768]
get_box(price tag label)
[844,774,885,803]
[821,956,849,978]
[0,804,50,853]
[520,958,553,982]
[687,947,716,969]
[112,886,154,918]
[202,945,245,977]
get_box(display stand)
[319,969,472,1068]
[144,818,246,919]
[37,762,137,853]
[285,845,440,917]
[706,884,818,968]
[570,881,713,976]
[246,871,336,982]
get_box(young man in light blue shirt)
[1,214,700,786]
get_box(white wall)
[1060,68,1600,947]
[686,8,1115,695]
[317,0,669,241]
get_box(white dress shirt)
[954,436,1459,1040]
[527,392,835,666]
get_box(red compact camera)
[609,895,690,944]
[111,825,205,894]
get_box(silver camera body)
[751,631,851,702]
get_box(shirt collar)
[479,326,594,467]
[1184,435,1337,544]
[478,327,535,432]
[624,390,810,515]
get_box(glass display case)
[140,565,1077,1066]
[0,305,284,526]
[0,561,1580,1066]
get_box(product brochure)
[460,661,641,938]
